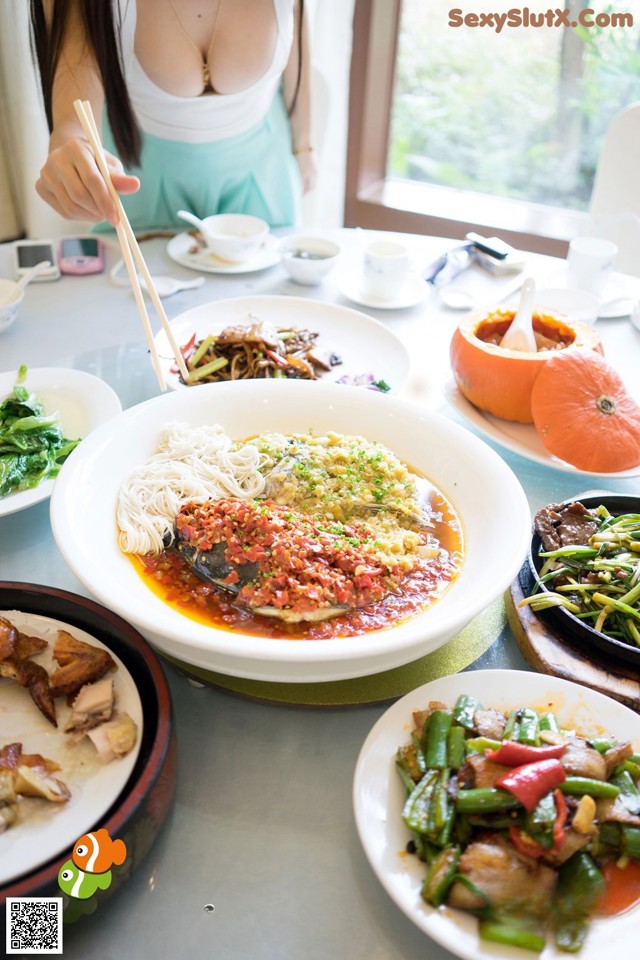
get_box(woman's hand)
[36,136,140,225]
[295,148,318,195]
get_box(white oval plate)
[167,232,281,275]
[0,610,143,886]
[153,295,410,391]
[444,380,640,479]
[353,669,640,960]
[0,368,123,517]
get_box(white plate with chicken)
[153,295,410,391]
[353,669,640,960]
[0,610,143,886]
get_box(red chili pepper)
[508,826,546,859]
[495,758,566,812]
[553,789,568,849]
[170,332,198,372]
[264,349,288,368]
[486,741,566,765]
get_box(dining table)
[1,226,639,960]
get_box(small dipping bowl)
[279,235,342,285]
[196,214,269,263]
[0,279,25,334]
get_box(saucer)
[167,232,281,275]
[338,273,428,310]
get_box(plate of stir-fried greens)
[0,366,122,517]
[354,670,640,960]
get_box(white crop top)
[116,0,294,143]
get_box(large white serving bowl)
[50,380,531,683]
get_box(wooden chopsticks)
[73,99,190,389]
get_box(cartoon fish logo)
[71,828,127,874]
[58,860,113,900]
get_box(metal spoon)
[0,260,52,306]
[500,277,537,352]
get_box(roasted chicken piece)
[448,834,557,914]
[87,713,138,763]
[65,677,115,735]
[0,656,57,727]
[0,742,70,826]
[49,630,116,698]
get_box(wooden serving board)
[507,565,640,713]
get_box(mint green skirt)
[100,91,301,232]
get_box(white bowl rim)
[51,380,531,669]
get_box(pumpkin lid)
[530,349,640,473]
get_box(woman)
[30,0,316,231]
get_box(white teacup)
[566,237,617,298]
[362,240,409,301]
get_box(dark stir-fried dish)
[397,695,640,953]
[175,318,342,384]
[522,501,640,648]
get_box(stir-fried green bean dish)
[0,366,80,499]
[521,501,640,648]
[397,694,640,953]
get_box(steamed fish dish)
[117,425,463,638]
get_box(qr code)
[6,898,63,955]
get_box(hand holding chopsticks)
[73,99,190,390]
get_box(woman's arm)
[283,0,317,194]
[34,0,139,224]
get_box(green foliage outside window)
[389,1,640,211]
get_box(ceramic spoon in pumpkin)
[500,277,538,352]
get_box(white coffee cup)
[362,240,409,301]
[566,237,617,298]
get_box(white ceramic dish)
[338,272,428,310]
[50,380,530,683]
[353,668,640,960]
[167,231,281,275]
[444,380,640,478]
[153,295,410,391]
[0,610,143,886]
[0,367,123,518]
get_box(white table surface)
[1,228,639,960]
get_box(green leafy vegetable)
[0,372,80,498]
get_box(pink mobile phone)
[59,236,104,275]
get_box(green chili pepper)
[422,846,460,908]
[402,770,439,834]
[621,826,640,859]
[447,726,465,770]
[464,736,502,754]
[517,707,540,746]
[455,788,521,814]
[553,852,604,953]
[559,777,620,798]
[422,710,452,770]
[502,709,519,741]
[479,920,545,954]
[611,769,640,815]
[452,694,480,730]
[538,711,560,734]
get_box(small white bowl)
[195,214,269,263]
[279,236,341,285]
[0,279,24,333]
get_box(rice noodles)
[116,422,265,555]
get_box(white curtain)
[0,0,354,241]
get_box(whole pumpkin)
[531,349,640,473]
[450,308,603,423]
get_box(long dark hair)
[30,0,304,170]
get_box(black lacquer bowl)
[0,582,176,916]
[521,494,640,668]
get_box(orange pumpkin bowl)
[450,307,603,423]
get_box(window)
[346,0,640,254]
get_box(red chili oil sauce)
[129,485,464,641]
[595,860,640,918]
